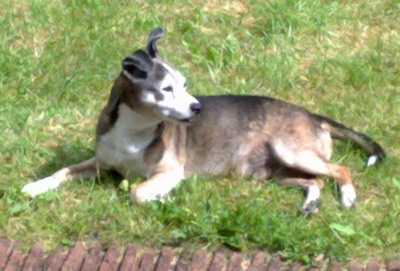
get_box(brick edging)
[0,239,399,271]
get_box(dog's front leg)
[22,157,100,197]
[130,169,184,203]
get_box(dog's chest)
[96,105,158,179]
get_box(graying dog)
[22,27,385,212]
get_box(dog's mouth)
[178,117,195,125]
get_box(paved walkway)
[0,239,399,271]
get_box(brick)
[5,238,400,271]
[247,252,266,271]
[155,246,174,271]
[208,252,226,271]
[98,245,119,271]
[118,244,137,271]
[80,243,103,271]
[4,246,26,271]
[365,260,380,271]
[227,252,243,271]
[348,260,363,271]
[21,247,44,271]
[188,249,210,271]
[175,250,191,271]
[267,256,282,271]
[61,242,86,271]
[42,246,68,271]
[288,261,303,271]
[329,259,342,271]
[137,252,155,271]
[0,239,13,270]
[387,259,400,271]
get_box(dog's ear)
[146,27,164,58]
[122,49,153,79]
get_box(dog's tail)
[313,114,386,167]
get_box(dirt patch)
[0,238,399,271]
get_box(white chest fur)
[96,104,161,179]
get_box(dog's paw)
[301,185,320,213]
[301,200,320,214]
[22,176,60,197]
[340,184,357,208]
[366,155,378,167]
[130,186,167,203]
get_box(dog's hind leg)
[275,169,323,213]
[22,157,100,197]
[271,140,356,208]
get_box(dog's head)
[120,27,201,125]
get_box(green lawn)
[0,0,399,265]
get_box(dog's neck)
[95,103,164,177]
[98,103,163,156]
[118,103,162,133]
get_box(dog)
[22,27,385,212]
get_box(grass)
[0,0,399,265]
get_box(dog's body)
[22,27,385,212]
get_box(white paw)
[301,185,321,213]
[366,155,378,167]
[22,176,60,197]
[132,186,167,203]
[305,185,320,204]
[341,184,357,208]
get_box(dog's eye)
[162,86,173,92]
[183,82,187,88]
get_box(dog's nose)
[190,102,202,115]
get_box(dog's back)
[184,95,327,178]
